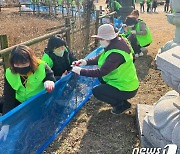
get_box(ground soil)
[0,1,175,154]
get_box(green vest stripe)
[98,49,139,91]
[6,61,46,102]
[135,19,152,47]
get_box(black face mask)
[14,66,31,75]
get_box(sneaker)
[111,101,131,115]
[135,54,139,58]
[140,47,147,52]
[139,52,144,57]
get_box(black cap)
[125,17,138,26]
[47,36,66,51]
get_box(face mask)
[54,50,65,57]
[99,40,110,48]
[14,66,31,75]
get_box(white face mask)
[99,40,110,48]
[54,50,65,57]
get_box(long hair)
[9,45,39,73]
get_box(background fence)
[0,1,116,71]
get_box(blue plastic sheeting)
[0,47,103,154]
[114,18,123,29]
[28,4,95,18]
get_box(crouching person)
[71,24,139,115]
[0,45,56,115]
[42,36,76,80]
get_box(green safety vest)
[79,0,83,4]
[147,0,152,4]
[5,61,46,103]
[120,34,135,54]
[57,0,63,5]
[98,49,139,91]
[70,0,75,6]
[41,48,70,68]
[135,19,152,47]
[140,0,144,4]
[110,0,122,11]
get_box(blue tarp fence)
[0,47,103,154]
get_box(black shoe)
[111,101,131,115]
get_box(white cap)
[91,24,118,40]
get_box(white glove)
[71,66,82,75]
[44,80,55,93]
[0,125,9,141]
[72,59,87,67]
[131,30,136,35]
[121,24,127,28]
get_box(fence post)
[54,2,57,18]
[110,0,114,23]
[37,0,40,15]
[65,17,71,50]
[99,6,103,25]
[83,0,93,56]
[95,10,100,47]
[62,5,64,17]
[19,2,22,16]
[48,1,51,16]
[0,35,9,69]
[32,1,35,15]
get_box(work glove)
[71,66,82,75]
[71,59,87,67]
[131,30,136,35]
[121,24,127,28]
[0,125,9,141]
[44,80,55,93]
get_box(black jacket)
[44,48,76,77]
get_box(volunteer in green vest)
[106,0,122,17]
[71,24,139,115]
[0,45,56,115]
[147,0,152,12]
[125,9,152,57]
[41,36,76,80]
[140,0,145,13]
[113,0,122,12]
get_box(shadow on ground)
[77,110,138,154]
[134,52,153,81]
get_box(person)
[140,0,145,13]
[0,45,56,141]
[41,36,76,80]
[0,45,56,115]
[152,0,157,12]
[132,0,136,9]
[71,24,139,115]
[124,9,153,57]
[146,0,152,12]
[107,0,122,18]
[164,0,170,12]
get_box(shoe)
[111,101,131,115]
[139,52,144,57]
[135,54,139,58]
[140,47,147,52]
